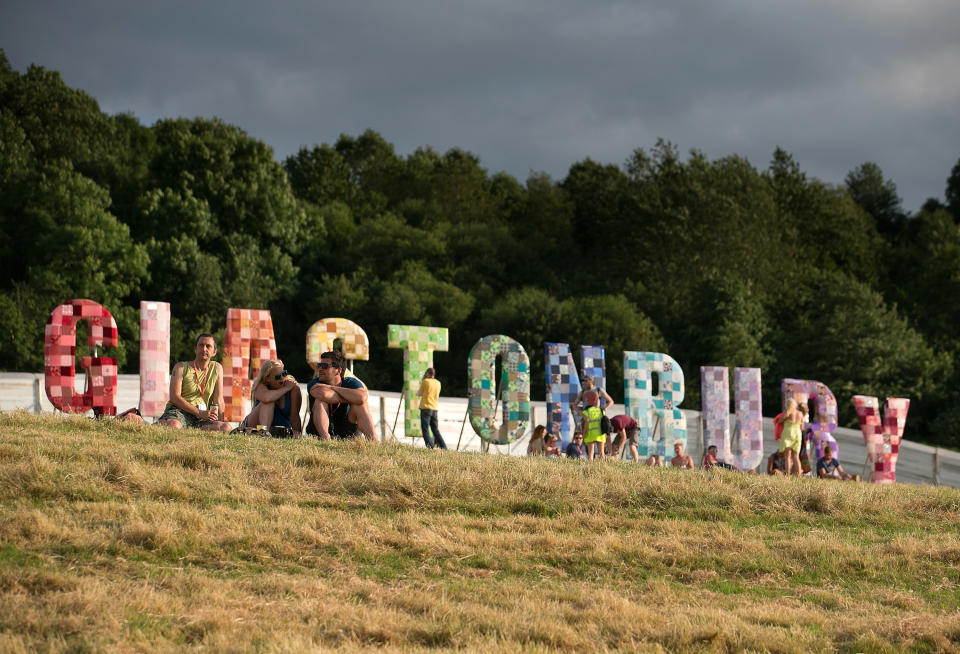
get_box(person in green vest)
[157,333,230,431]
[581,390,606,460]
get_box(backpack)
[600,412,612,434]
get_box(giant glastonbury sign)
[43,298,909,483]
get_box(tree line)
[2,52,959,447]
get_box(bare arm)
[331,383,368,405]
[168,363,199,416]
[210,363,224,420]
[255,379,298,403]
[600,388,614,407]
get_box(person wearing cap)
[581,390,606,460]
[577,375,614,411]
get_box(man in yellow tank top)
[158,334,230,431]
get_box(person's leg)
[158,407,186,429]
[258,402,276,428]
[420,410,435,448]
[612,430,625,457]
[587,442,595,460]
[780,446,792,475]
[350,403,378,442]
[312,397,331,440]
[790,449,801,476]
[429,410,447,449]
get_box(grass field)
[1,412,959,653]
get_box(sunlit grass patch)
[0,412,959,652]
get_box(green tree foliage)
[946,158,960,222]
[845,162,906,236]
[769,270,949,431]
[3,51,960,447]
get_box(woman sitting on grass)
[241,360,302,433]
[527,425,547,456]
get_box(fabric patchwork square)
[44,299,119,415]
[387,324,450,436]
[223,309,277,422]
[853,395,910,484]
[623,351,687,458]
[306,318,370,367]
[139,301,170,417]
[468,335,530,444]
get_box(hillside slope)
[1,413,958,652]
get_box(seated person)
[767,451,786,476]
[703,444,720,470]
[816,444,859,481]
[305,350,376,441]
[527,425,547,456]
[670,442,694,469]
[703,444,736,471]
[545,432,562,458]
[157,333,230,431]
[610,414,640,463]
[564,431,586,459]
[241,359,302,433]
[646,454,664,467]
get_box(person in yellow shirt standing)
[416,368,447,449]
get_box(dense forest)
[2,52,959,447]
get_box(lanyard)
[193,363,209,399]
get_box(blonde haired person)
[774,398,803,476]
[241,360,302,433]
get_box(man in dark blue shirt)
[564,431,586,459]
[307,350,377,441]
[816,444,858,481]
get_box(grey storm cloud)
[2,0,958,210]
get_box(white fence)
[3,372,958,488]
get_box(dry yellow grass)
[0,412,958,653]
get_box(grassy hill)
[1,413,959,653]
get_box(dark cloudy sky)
[2,1,958,211]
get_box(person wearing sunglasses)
[306,350,376,441]
[241,359,302,433]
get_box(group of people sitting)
[129,333,377,440]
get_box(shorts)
[159,406,213,429]
[625,427,638,445]
[583,432,606,444]
[779,430,801,454]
